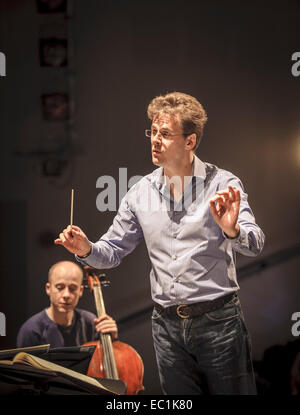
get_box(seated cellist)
[17,260,118,348]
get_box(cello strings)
[101,333,111,378]
[96,293,117,378]
[103,333,118,379]
[95,283,119,379]
[95,287,111,377]
[105,336,114,378]
[108,335,118,378]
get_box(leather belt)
[154,292,237,319]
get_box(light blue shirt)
[77,156,265,307]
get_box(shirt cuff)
[222,225,247,245]
[75,242,94,265]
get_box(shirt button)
[173,234,177,238]
[173,255,177,260]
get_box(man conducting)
[55,92,265,394]
[17,261,118,348]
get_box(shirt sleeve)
[76,194,144,269]
[219,173,265,257]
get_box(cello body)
[82,266,145,395]
[84,340,145,395]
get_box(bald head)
[46,261,84,319]
[48,261,83,284]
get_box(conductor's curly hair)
[147,91,208,152]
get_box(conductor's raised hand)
[54,225,92,257]
[209,185,241,238]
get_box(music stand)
[41,345,96,375]
[0,362,125,395]
[0,345,127,395]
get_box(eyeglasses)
[145,129,188,140]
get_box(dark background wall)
[0,0,300,394]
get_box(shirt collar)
[192,155,206,179]
[151,154,206,187]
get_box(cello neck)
[93,282,119,380]
[93,284,106,318]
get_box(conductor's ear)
[185,133,196,150]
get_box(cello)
[82,266,145,395]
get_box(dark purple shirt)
[16,308,98,348]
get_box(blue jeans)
[152,294,257,395]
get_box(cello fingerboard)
[94,284,119,380]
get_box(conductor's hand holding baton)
[54,225,92,257]
[54,189,92,258]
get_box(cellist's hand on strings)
[54,225,92,257]
[94,314,118,341]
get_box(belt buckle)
[176,304,189,319]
